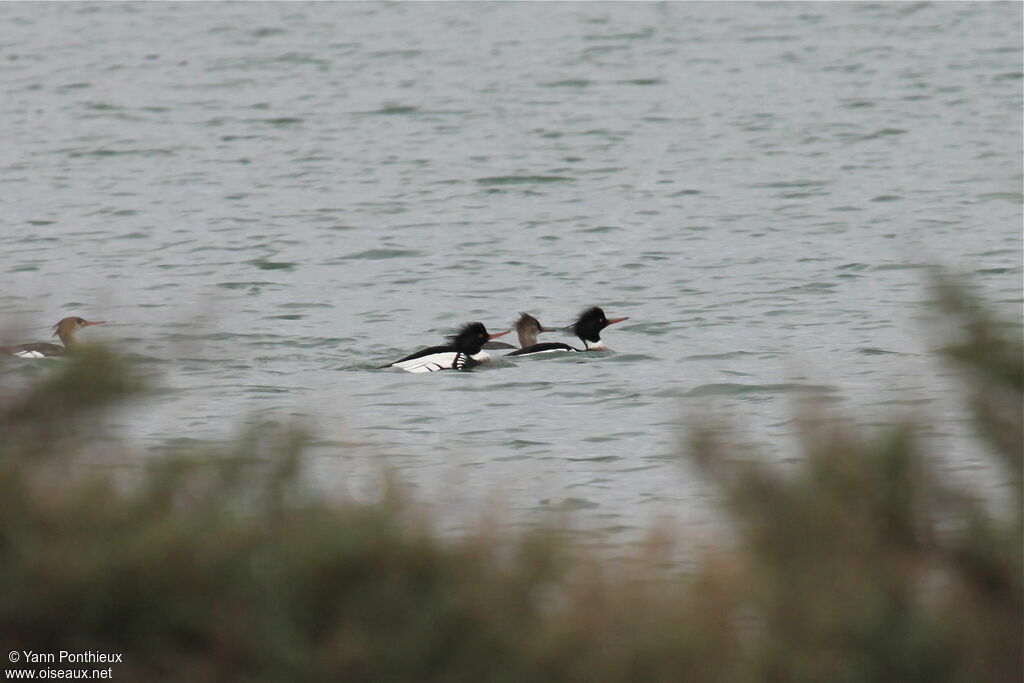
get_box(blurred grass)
[0,277,1020,682]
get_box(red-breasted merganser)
[507,306,627,355]
[483,312,556,351]
[380,322,510,373]
[1,317,106,358]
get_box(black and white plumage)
[380,322,510,373]
[1,317,106,359]
[507,306,628,356]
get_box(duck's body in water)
[380,322,510,373]
[507,307,627,355]
[1,317,106,358]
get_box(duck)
[380,322,510,373]
[507,306,627,355]
[482,312,557,352]
[1,317,106,358]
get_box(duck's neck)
[517,330,538,347]
[57,329,79,349]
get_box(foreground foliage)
[0,280,1020,682]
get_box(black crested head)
[448,322,491,354]
[572,306,608,342]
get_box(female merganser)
[380,322,510,373]
[485,312,557,352]
[0,317,106,358]
[507,306,627,355]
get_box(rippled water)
[2,3,1021,551]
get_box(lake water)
[2,2,1021,555]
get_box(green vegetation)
[1,279,1020,682]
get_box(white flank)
[13,350,46,359]
[391,352,458,373]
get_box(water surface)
[2,2,1021,553]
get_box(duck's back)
[1,342,67,359]
[507,342,579,356]
[382,344,473,373]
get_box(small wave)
[509,439,550,449]
[257,117,303,125]
[216,281,277,289]
[338,249,422,260]
[685,351,757,361]
[539,79,592,88]
[618,78,663,86]
[246,259,296,271]
[68,148,174,158]
[548,497,600,511]
[476,175,573,186]
[364,104,420,115]
[858,347,901,356]
[684,382,838,397]
[606,353,656,362]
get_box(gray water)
[2,2,1021,551]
